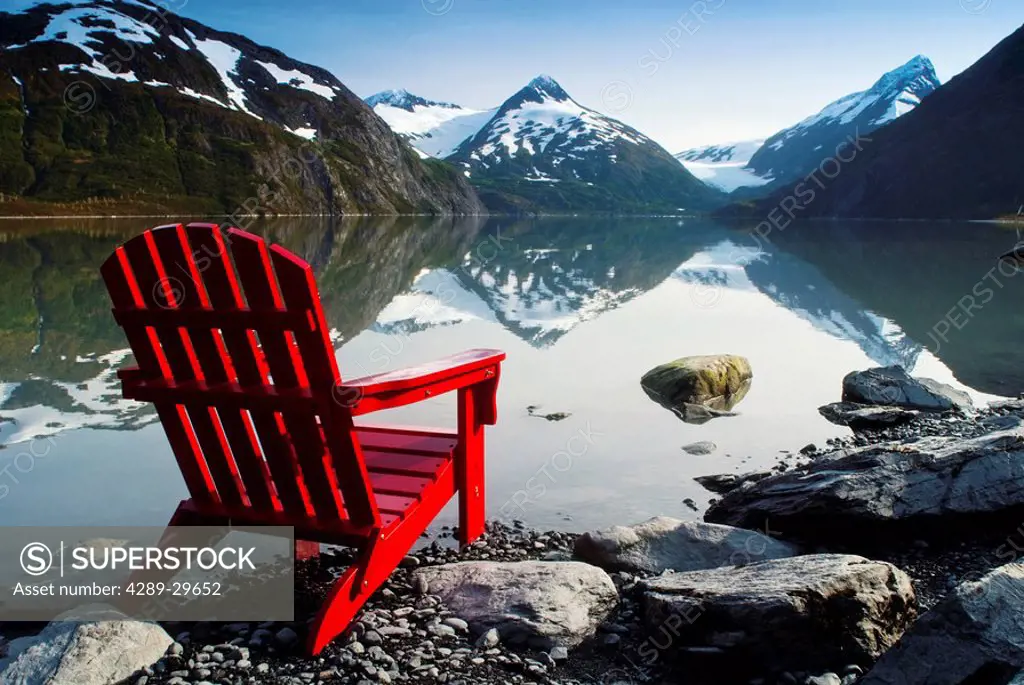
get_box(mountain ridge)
[0,0,484,216]
[722,27,1024,219]
[679,56,941,195]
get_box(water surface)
[1,216,1021,532]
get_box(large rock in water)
[842,366,973,411]
[640,554,916,676]
[574,516,799,574]
[861,563,1024,685]
[0,619,172,685]
[641,355,752,421]
[412,561,618,648]
[705,427,1024,542]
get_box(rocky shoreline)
[4,365,1024,684]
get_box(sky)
[6,0,1024,151]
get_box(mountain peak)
[364,88,459,111]
[871,55,941,94]
[522,74,570,102]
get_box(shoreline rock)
[411,560,618,649]
[0,617,173,685]
[705,426,1024,544]
[861,563,1024,685]
[574,516,799,575]
[842,366,973,412]
[818,402,921,430]
[640,554,916,677]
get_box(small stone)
[549,646,569,661]
[249,629,272,646]
[275,626,299,646]
[682,441,717,456]
[799,443,817,455]
[442,617,469,632]
[429,623,457,638]
[806,674,842,685]
[476,628,500,648]
[413,575,430,595]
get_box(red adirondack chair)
[100,222,504,654]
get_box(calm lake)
[1,216,1022,532]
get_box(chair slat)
[375,493,416,516]
[356,428,458,456]
[228,229,347,523]
[100,247,217,505]
[363,450,450,478]
[112,306,314,332]
[151,225,276,512]
[270,243,379,528]
[183,224,311,517]
[369,472,431,498]
[122,229,248,509]
[122,378,316,411]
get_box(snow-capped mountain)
[0,0,481,214]
[365,89,497,158]
[443,75,722,212]
[674,140,770,192]
[771,24,1024,220]
[744,55,941,186]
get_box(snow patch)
[191,36,262,119]
[255,60,337,100]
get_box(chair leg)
[307,546,376,654]
[307,463,459,654]
[116,500,228,617]
[457,387,486,546]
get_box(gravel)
[112,401,1024,685]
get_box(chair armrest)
[336,348,505,415]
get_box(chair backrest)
[100,223,379,529]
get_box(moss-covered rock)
[640,354,752,420]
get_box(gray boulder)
[641,554,916,675]
[641,355,752,422]
[818,402,920,430]
[574,516,799,574]
[412,561,618,648]
[861,563,1024,685]
[705,427,1024,541]
[842,366,972,412]
[0,618,172,685]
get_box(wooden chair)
[100,222,504,653]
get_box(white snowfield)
[675,140,772,192]
[370,98,497,158]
